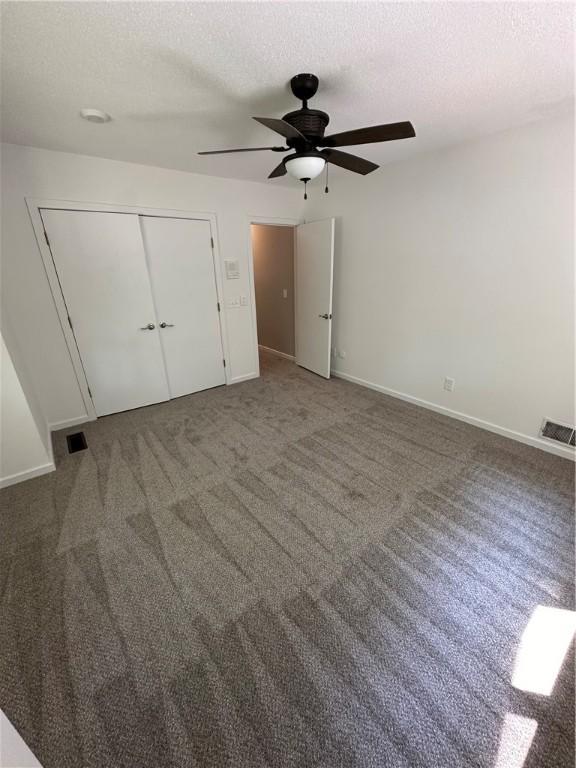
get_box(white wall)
[0,332,53,488]
[0,143,302,428]
[306,116,574,455]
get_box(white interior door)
[294,218,335,378]
[140,216,226,398]
[41,209,170,416]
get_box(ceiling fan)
[198,73,415,195]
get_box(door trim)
[246,216,301,380]
[26,198,230,422]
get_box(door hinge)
[67,315,73,330]
[210,237,214,249]
[87,385,92,398]
[223,358,226,368]
[217,301,221,312]
[43,229,50,247]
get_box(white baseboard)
[0,461,55,490]
[258,344,295,362]
[48,414,92,432]
[230,372,260,385]
[331,369,575,461]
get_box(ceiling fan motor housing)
[283,109,330,146]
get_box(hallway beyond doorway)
[251,223,295,360]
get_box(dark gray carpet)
[1,350,574,768]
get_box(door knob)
[140,323,155,330]
[318,313,332,320]
[159,322,175,328]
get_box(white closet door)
[41,210,170,417]
[140,216,225,398]
[295,218,335,378]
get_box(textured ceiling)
[1,2,573,185]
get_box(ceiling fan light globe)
[285,154,325,181]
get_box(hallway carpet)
[1,351,574,768]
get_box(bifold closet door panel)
[140,216,225,398]
[41,210,170,416]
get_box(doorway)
[250,218,335,379]
[251,223,296,362]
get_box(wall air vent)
[540,419,575,447]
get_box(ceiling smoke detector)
[80,108,111,124]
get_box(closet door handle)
[159,322,175,329]
[140,323,155,330]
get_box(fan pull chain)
[303,179,308,200]
[324,163,329,194]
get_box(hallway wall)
[1,332,53,488]
[252,224,295,357]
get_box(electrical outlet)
[444,377,455,392]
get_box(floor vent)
[66,431,87,454]
[540,419,575,447]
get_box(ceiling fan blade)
[322,149,379,175]
[253,116,306,141]
[268,161,287,178]
[321,121,415,148]
[198,146,287,155]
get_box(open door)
[294,218,335,378]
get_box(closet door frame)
[27,198,230,423]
